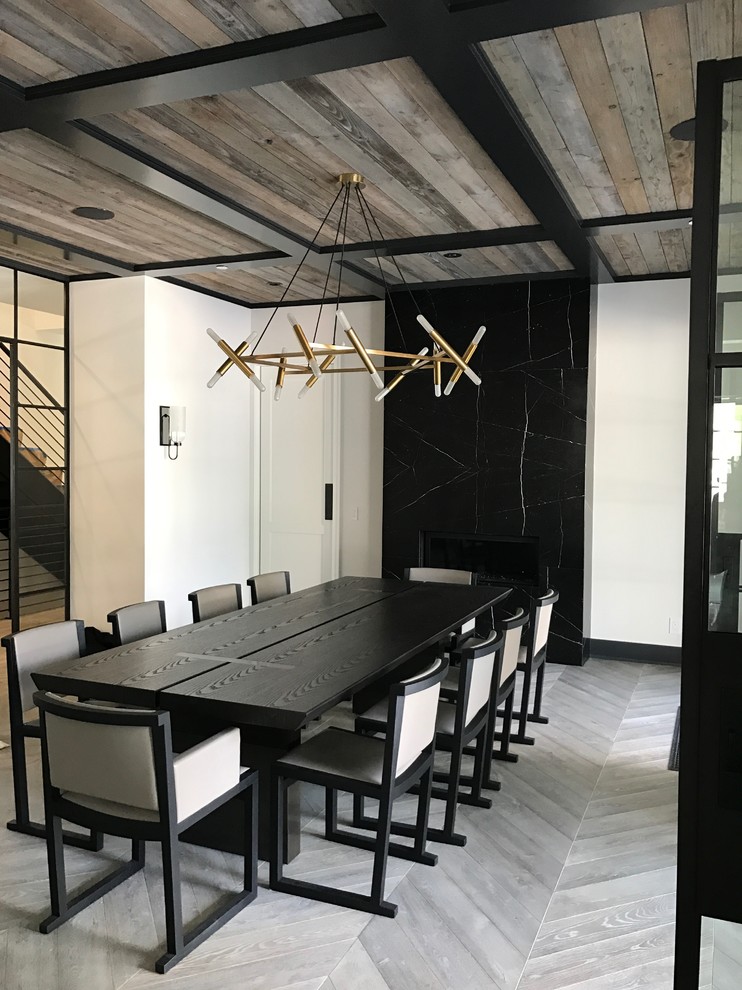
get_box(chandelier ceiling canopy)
[206,173,486,402]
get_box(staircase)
[0,341,67,623]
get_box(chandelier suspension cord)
[332,183,353,346]
[253,185,345,351]
[358,187,423,317]
[354,186,406,343]
[312,183,348,344]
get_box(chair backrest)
[3,620,85,714]
[35,691,169,821]
[457,629,503,726]
[532,589,559,658]
[188,584,243,623]
[246,571,291,605]
[386,657,448,779]
[107,600,167,645]
[496,607,529,686]
[404,567,473,585]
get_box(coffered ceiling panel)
[481,0,733,221]
[179,260,371,305]
[89,58,536,246]
[595,226,692,278]
[359,241,572,284]
[0,0,373,86]
[0,130,270,264]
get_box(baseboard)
[586,638,681,665]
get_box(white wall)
[143,278,259,627]
[70,277,258,629]
[588,279,690,647]
[70,277,146,628]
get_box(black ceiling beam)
[583,209,694,237]
[369,0,592,274]
[318,224,547,258]
[387,269,578,292]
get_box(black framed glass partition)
[0,265,69,632]
[677,58,742,990]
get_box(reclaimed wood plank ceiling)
[0,1,737,296]
[0,0,373,85]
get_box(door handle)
[324,484,333,521]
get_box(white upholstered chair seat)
[278,727,387,786]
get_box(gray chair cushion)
[278,727,387,786]
[358,697,458,738]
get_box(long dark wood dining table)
[33,576,511,859]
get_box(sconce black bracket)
[159,405,172,446]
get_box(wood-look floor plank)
[360,913,448,990]
[326,939,391,990]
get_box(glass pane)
[700,916,742,989]
[0,265,13,340]
[16,272,64,348]
[709,368,742,630]
[717,80,742,350]
[16,459,66,628]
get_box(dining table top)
[33,576,512,730]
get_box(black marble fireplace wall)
[382,278,590,665]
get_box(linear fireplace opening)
[420,531,544,591]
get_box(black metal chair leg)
[414,767,434,860]
[370,790,394,911]
[491,691,517,768]
[325,788,338,840]
[158,830,184,972]
[45,812,66,921]
[527,661,549,724]
[270,773,285,887]
[244,782,258,895]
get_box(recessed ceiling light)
[443,251,462,258]
[670,116,728,141]
[215,264,229,271]
[71,206,115,220]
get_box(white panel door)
[259,367,339,591]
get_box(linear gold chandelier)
[206,173,486,402]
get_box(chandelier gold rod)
[245,347,453,362]
[284,361,435,375]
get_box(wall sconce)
[159,405,186,460]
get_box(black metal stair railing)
[0,341,67,623]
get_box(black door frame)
[676,54,742,989]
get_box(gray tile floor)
[0,659,680,990]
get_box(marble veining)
[382,279,589,664]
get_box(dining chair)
[270,657,448,918]
[404,566,477,638]
[2,620,102,850]
[34,691,259,974]
[511,588,560,745]
[246,571,291,605]
[444,608,529,786]
[354,631,502,846]
[107,600,167,646]
[188,583,243,622]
